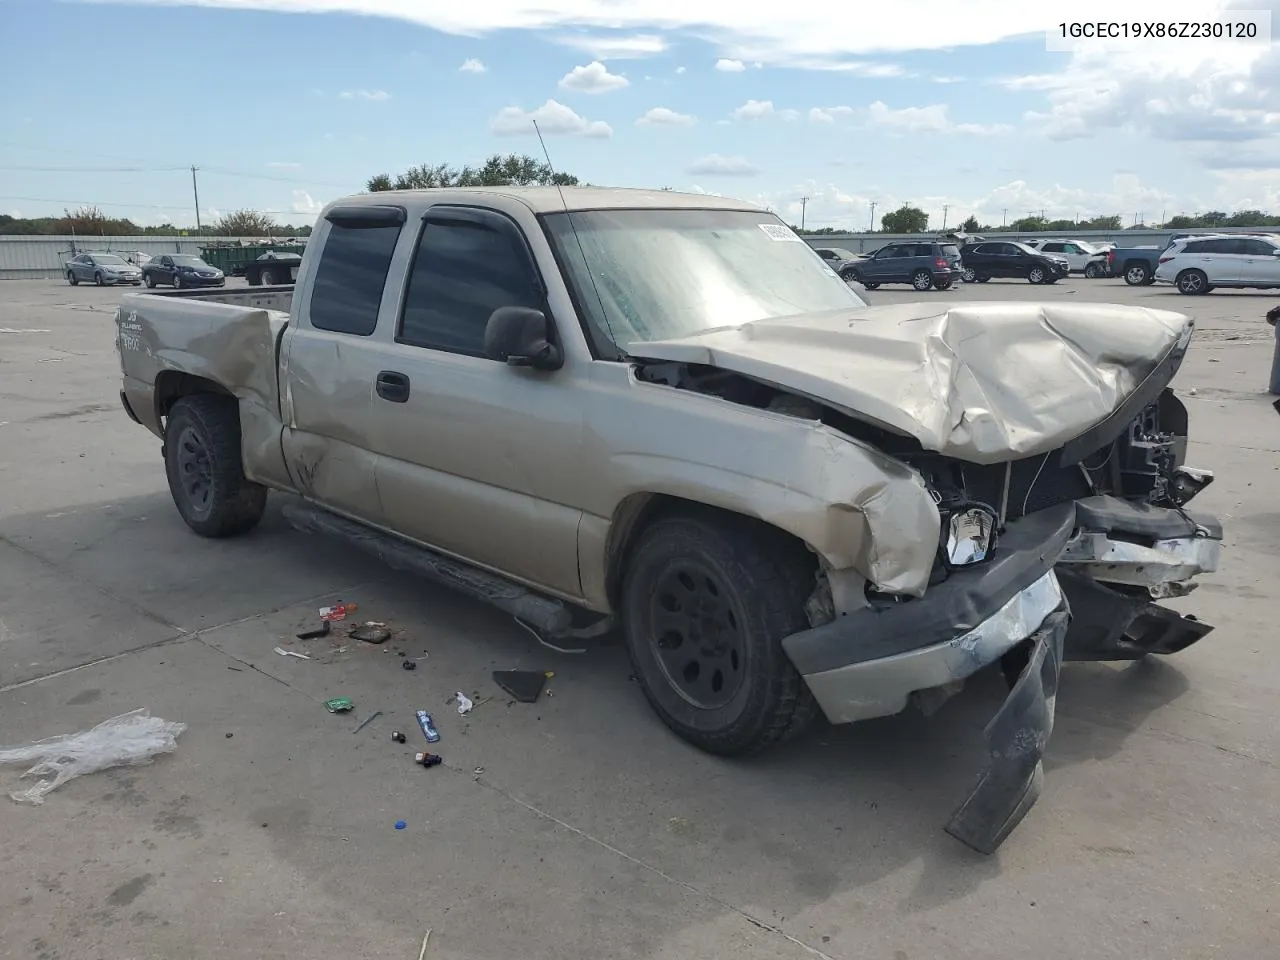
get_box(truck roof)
[323,186,764,216]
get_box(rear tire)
[260,268,277,286]
[911,269,933,291]
[934,277,953,291]
[163,395,267,538]
[1176,269,1209,295]
[67,271,78,286]
[976,275,991,283]
[173,274,183,290]
[145,274,156,288]
[621,512,818,757]
[862,281,880,290]
[1124,263,1151,285]
[961,266,977,283]
[94,272,105,286]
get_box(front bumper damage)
[783,495,1222,855]
[1057,495,1221,660]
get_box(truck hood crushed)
[629,301,1192,465]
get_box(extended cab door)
[362,204,586,598]
[279,204,408,523]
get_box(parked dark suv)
[960,241,1070,285]
[848,240,963,291]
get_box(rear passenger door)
[279,205,406,523]
[363,205,586,598]
[1236,237,1280,284]
[1188,238,1243,284]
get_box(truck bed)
[116,288,293,491]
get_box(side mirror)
[484,306,563,371]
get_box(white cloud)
[932,75,963,84]
[866,100,1011,135]
[809,105,855,123]
[732,99,774,119]
[715,58,746,72]
[339,89,390,101]
[491,99,613,138]
[291,190,322,215]
[267,161,301,169]
[558,61,630,93]
[94,3,1257,67]
[675,65,686,74]
[459,58,487,74]
[687,154,759,176]
[636,107,697,127]
[553,33,667,59]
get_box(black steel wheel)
[621,512,818,756]
[163,395,267,538]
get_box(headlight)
[942,506,997,567]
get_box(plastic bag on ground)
[0,708,186,805]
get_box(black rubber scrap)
[492,670,546,703]
[350,624,391,644]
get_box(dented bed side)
[116,290,295,491]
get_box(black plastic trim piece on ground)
[944,607,1070,855]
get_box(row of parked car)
[815,237,1110,291]
[64,251,227,289]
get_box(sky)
[2,0,1279,231]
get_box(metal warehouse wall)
[0,236,305,279]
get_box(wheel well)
[603,493,818,609]
[154,371,235,425]
[1122,258,1149,271]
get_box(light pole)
[868,201,877,232]
[800,196,808,231]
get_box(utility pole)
[191,165,203,235]
[941,204,949,231]
[800,196,808,232]
[868,201,877,232]
[1001,208,1007,228]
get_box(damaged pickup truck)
[114,188,1222,854]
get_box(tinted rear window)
[309,222,402,336]
[940,244,960,258]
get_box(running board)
[281,501,584,638]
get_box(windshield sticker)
[758,223,803,242]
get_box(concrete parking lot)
[1,274,1278,960]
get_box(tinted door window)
[1042,242,1065,253]
[1198,238,1241,254]
[876,245,902,258]
[1239,238,1276,256]
[310,222,402,336]
[398,220,543,356]
[1182,241,1206,254]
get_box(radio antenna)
[531,120,619,354]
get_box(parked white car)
[1023,239,1110,277]
[1155,234,1280,294]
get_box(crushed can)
[415,752,443,768]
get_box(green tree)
[880,204,928,233]
[958,214,980,232]
[367,153,580,192]
[1010,216,1048,232]
[1080,215,1122,230]
[213,209,278,237]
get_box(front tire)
[976,275,991,283]
[163,395,267,538]
[94,272,105,286]
[961,266,977,283]
[145,274,156,288]
[67,271,78,286]
[260,268,277,286]
[911,269,933,291]
[1027,266,1046,284]
[1176,269,1209,295]
[621,513,818,757]
[173,274,183,290]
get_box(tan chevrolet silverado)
[115,187,1222,853]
